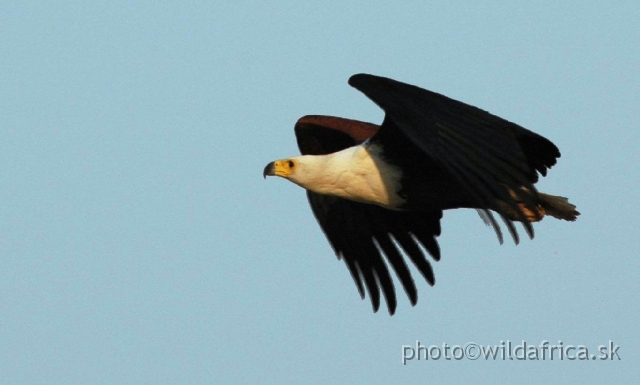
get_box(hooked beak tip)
[263,161,275,179]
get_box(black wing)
[349,73,560,243]
[295,116,443,315]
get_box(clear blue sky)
[1,1,638,383]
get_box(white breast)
[292,143,406,209]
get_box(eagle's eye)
[288,160,295,168]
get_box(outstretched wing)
[295,115,443,315]
[349,73,560,243]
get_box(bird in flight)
[263,74,579,315]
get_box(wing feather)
[305,188,442,314]
[349,73,556,242]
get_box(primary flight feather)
[263,74,579,315]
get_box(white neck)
[288,144,405,209]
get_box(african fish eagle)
[263,74,579,314]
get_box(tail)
[500,188,580,222]
[538,192,580,221]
